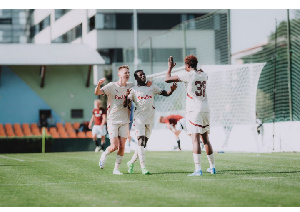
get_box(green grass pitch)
[0,151,299,207]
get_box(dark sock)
[177,139,181,149]
[94,140,99,147]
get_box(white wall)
[143,122,300,152]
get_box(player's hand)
[170,82,177,91]
[126,89,132,96]
[88,123,92,129]
[97,78,106,87]
[168,56,176,69]
[146,80,152,87]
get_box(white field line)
[0,177,286,187]
[0,155,25,162]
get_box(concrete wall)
[0,65,98,125]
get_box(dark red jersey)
[93,107,107,125]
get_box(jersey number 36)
[195,81,206,97]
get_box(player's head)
[159,116,165,123]
[184,55,198,71]
[118,65,130,82]
[94,99,102,109]
[134,70,146,84]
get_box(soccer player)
[94,65,134,175]
[165,55,216,176]
[159,115,185,151]
[88,99,107,152]
[124,70,177,175]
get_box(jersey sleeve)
[101,82,113,95]
[92,109,96,115]
[152,84,163,95]
[178,72,190,83]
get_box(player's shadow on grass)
[146,171,192,175]
[220,169,300,175]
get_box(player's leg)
[99,124,119,169]
[112,123,129,175]
[186,112,202,176]
[200,132,216,174]
[100,125,107,151]
[188,133,202,176]
[174,122,183,150]
[92,126,100,152]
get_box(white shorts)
[92,125,107,136]
[134,122,153,138]
[107,123,129,139]
[175,118,186,131]
[186,111,210,134]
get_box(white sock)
[207,153,215,169]
[101,149,111,160]
[114,155,123,170]
[137,146,146,169]
[193,153,201,172]
[130,148,139,164]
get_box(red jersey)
[164,115,184,126]
[93,107,107,125]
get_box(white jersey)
[178,70,210,112]
[101,82,134,124]
[128,84,162,124]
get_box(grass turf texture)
[0,151,299,207]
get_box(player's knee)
[110,145,118,151]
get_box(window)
[75,24,82,39]
[98,49,123,64]
[88,16,95,32]
[0,18,12,24]
[52,24,82,43]
[95,14,116,29]
[71,109,83,119]
[55,9,71,20]
[39,15,50,32]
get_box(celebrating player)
[88,99,107,152]
[165,55,216,176]
[94,65,134,175]
[124,70,177,175]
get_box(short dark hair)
[134,70,144,79]
[184,55,198,69]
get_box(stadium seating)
[13,123,24,137]
[73,122,80,130]
[22,123,33,136]
[56,123,69,138]
[49,127,60,139]
[65,122,77,138]
[0,122,93,139]
[0,124,6,137]
[5,124,15,137]
[86,131,92,138]
[77,131,86,138]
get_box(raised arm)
[165,56,180,83]
[94,78,106,95]
[160,82,177,96]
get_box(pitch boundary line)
[0,155,25,162]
